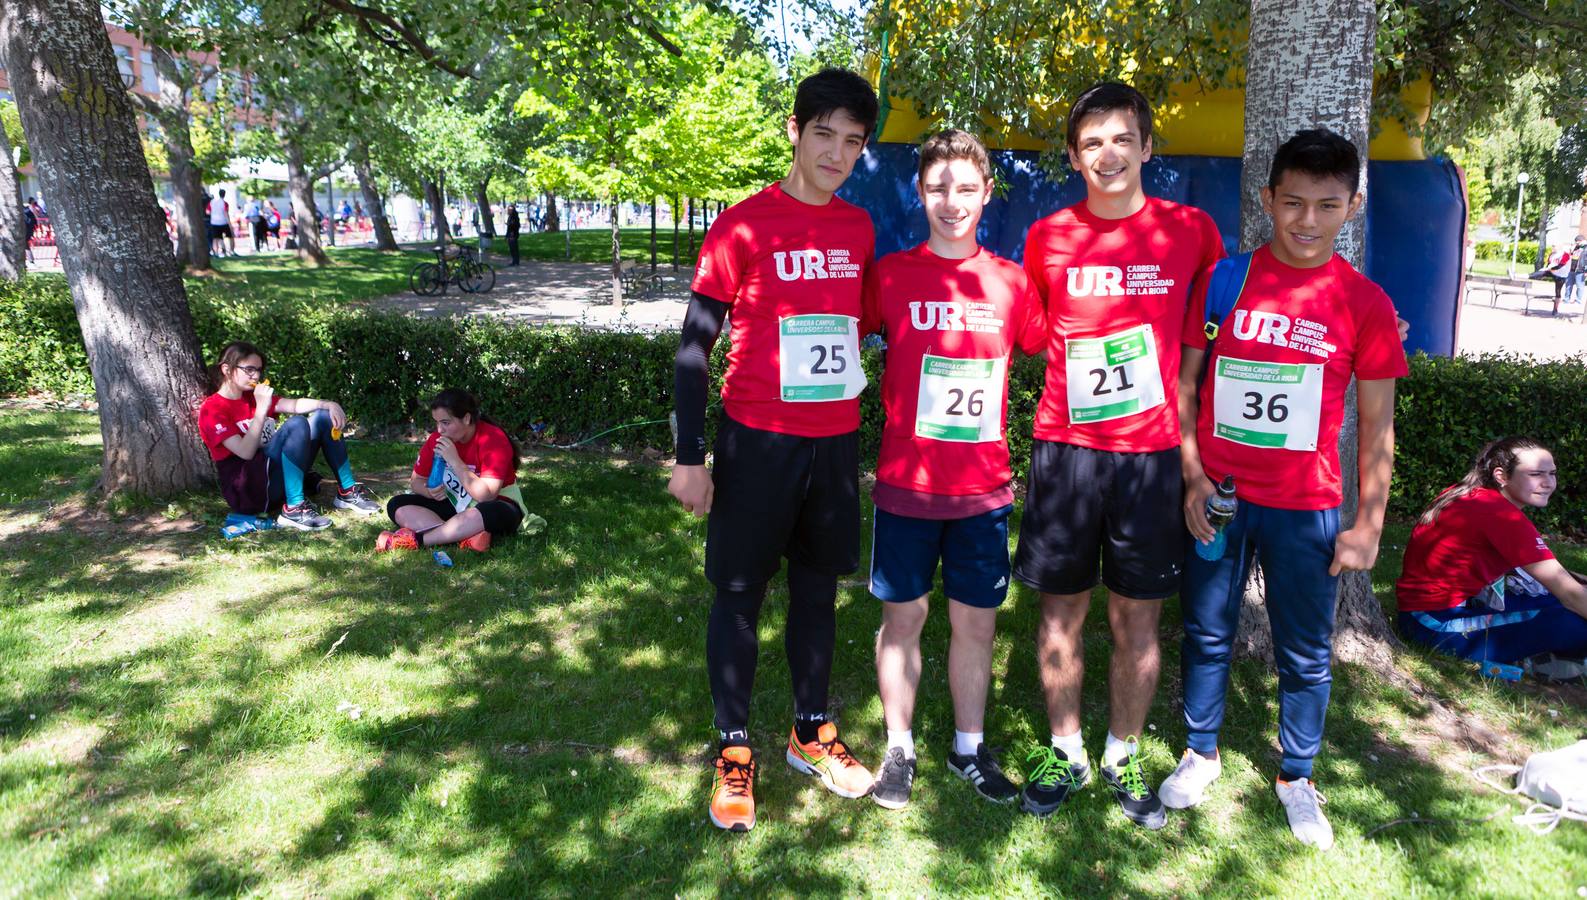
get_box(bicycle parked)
[408,242,497,296]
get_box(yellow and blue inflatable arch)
[838,77,1467,357]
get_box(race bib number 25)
[778,314,866,402]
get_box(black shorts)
[386,494,523,536]
[704,415,860,591]
[209,223,234,239]
[1012,440,1184,600]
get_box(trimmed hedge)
[1473,239,1541,267]
[2,276,1583,530]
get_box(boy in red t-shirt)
[1162,129,1409,850]
[668,68,880,832]
[865,130,1046,810]
[1015,82,1224,828]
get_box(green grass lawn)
[2,408,1585,896]
[200,247,433,304]
[468,227,704,266]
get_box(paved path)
[366,258,694,332]
[1457,281,1587,360]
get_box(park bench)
[619,258,664,299]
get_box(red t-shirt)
[198,391,281,461]
[690,182,876,437]
[1182,247,1409,510]
[1396,487,1554,612]
[1024,197,1224,452]
[872,243,1045,498]
[412,420,517,486]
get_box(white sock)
[1103,732,1135,768]
[954,730,984,757]
[1051,729,1084,762]
[887,729,915,760]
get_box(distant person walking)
[21,198,36,264]
[209,188,234,258]
[505,204,521,266]
[1545,246,1573,315]
[264,201,283,250]
[245,197,266,253]
[1565,237,1586,307]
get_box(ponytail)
[1418,436,1548,525]
[429,388,522,472]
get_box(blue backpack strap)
[1202,251,1254,342]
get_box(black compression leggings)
[707,560,838,734]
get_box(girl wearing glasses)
[198,341,381,529]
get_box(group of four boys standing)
[668,68,1408,851]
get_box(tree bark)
[609,189,623,308]
[1237,0,1392,666]
[543,190,559,232]
[150,48,208,271]
[0,121,24,280]
[282,133,329,266]
[0,0,212,495]
[350,142,398,251]
[474,180,495,239]
[423,177,450,241]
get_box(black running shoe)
[871,747,915,810]
[1021,745,1090,817]
[1100,739,1167,830]
[947,743,1018,804]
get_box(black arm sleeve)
[673,291,730,465]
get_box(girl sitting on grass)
[198,341,382,530]
[1396,436,1587,665]
[377,388,525,553]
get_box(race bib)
[1064,324,1165,424]
[778,314,866,402]
[914,355,1005,443]
[440,464,477,514]
[1211,356,1324,451]
[236,417,277,446]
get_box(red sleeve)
[475,426,515,482]
[1021,224,1050,304]
[689,211,746,305]
[197,395,236,453]
[1014,272,1048,356]
[413,432,439,476]
[1352,283,1410,380]
[1484,502,1554,569]
[1180,261,1219,350]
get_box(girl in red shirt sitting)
[1396,436,1587,664]
[377,388,525,553]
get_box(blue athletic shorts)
[869,504,1012,608]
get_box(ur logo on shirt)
[1231,310,1291,347]
[773,248,861,282]
[1066,266,1125,297]
[908,301,967,331]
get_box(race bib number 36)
[1211,357,1324,451]
[1064,324,1165,424]
[779,314,866,402]
[914,355,1005,443]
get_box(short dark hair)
[917,129,993,185]
[1268,128,1361,194]
[1066,82,1153,150]
[793,67,879,139]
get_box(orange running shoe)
[786,722,875,799]
[709,746,756,832]
[459,530,492,553]
[375,527,419,552]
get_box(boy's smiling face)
[1261,171,1363,268]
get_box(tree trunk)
[543,190,559,232]
[151,49,208,271]
[609,190,623,308]
[0,121,24,280]
[282,134,329,266]
[1238,0,1392,666]
[423,177,450,241]
[474,180,495,239]
[350,141,397,251]
[687,196,695,259]
[649,196,657,273]
[0,0,212,495]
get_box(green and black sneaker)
[1100,737,1166,830]
[1020,745,1090,817]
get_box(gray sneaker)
[276,502,332,531]
[332,483,381,515]
[1275,777,1334,850]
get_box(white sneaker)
[1159,749,1222,809]
[1275,777,1334,850]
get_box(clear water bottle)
[1195,475,1238,561]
